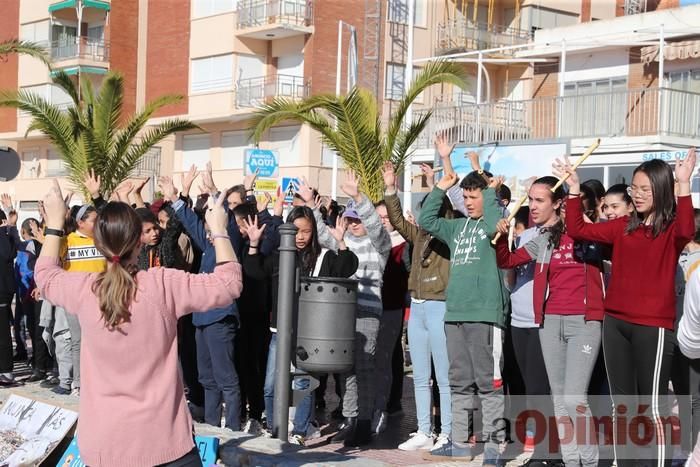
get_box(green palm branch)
[0,71,199,200]
[0,39,51,67]
[248,60,468,201]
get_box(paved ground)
[0,356,535,466]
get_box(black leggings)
[156,447,202,467]
[603,314,675,467]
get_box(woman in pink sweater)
[35,180,243,467]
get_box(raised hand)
[273,191,284,217]
[83,169,101,199]
[467,151,481,172]
[244,168,260,192]
[676,147,697,183]
[381,161,397,190]
[180,164,199,197]
[434,132,455,160]
[257,191,272,213]
[204,192,228,235]
[38,200,47,222]
[436,172,458,191]
[0,193,12,211]
[296,176,315,204]
[552,155,580,191]
[158,176,178,201]
[420,163,435,190]
[495,218,510,236]
[341,171,360,201]
[29,220,44,243]
[200,162,218,195]
[132,177,150,195]
[328,217,348,244]
[406,210,417,227]
[489,175,505,190]
[114,180,134,202]
[43,179,67,229]
[242,215,267,245]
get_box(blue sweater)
[172,199,240,326]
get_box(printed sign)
[245,149,279,178]
[0,394,78,467]
[641,148,698,162]
[445,143,569,202]
[56,435,220,467]
[281,177,300,203]
[254,178,280,207]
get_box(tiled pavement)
[1,358,533,466]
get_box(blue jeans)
[407,300,452,435]
[195,316,241,430]
[264,333,314,435]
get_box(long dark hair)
[625,159,676,238]
[286,206,322,275]
[92,202,142,330]
[532,176,566,249]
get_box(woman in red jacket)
[553,148,697,467]
[495,176,604,467]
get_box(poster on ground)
[0,394,78,467]
[446,142,569,202]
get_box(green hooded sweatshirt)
[418,186,508,327]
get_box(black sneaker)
[51,386,71,395]
[40,376,60,388]
[26,371,46,383]
[0,374,15,386]
[12,352,28,362]
[329,417,356,444]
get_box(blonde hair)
[91,202,142,330]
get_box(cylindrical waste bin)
[295,277,357,373]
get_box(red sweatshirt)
[565,195,694,330]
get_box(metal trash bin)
[295,277,357,373]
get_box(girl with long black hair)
[554,148,697,467]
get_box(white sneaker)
[289,433,306,446]
[70,388,80,397]
[372,410,388,434]
[432,433,450,451]
[243,419,263,435]
[398,431,434,451]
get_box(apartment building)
[416,0,700,194]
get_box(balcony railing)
[415,87,700,148]
[436,19,531,55]
[50,37,109,62]
[237,0,312,29]
[236,74,309,108]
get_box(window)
[384,63,423,102]
[269,126,300,167]
[47,150,68,177]
[388,0,427,27]
[221,131,248,170]
[22,150,40,179]
[20,21,49,45]
[191,54,234,93]
[561,78,627,138]
[668,69,700,93]
[182,134,210,170]
[193,0,236,18]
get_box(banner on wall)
[445,142,569,201]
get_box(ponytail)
[92,262,138,330]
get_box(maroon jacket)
[496,229,604,326]
[381,241,409,311]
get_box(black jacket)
[0,226,18,304]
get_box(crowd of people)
[0,135,699,467]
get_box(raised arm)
[418,173,460,244]
[382,161,419,243]
[296,177,339,251]
[340,171,390,256]
[674,148,697,244]
[160,176,210,252]
[494,222,538,269]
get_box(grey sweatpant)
[66,313,81,390]
[53,330,72,390]
[341,310,380,420]
[540,314,601,467]
[445,321,506,453]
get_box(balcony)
[50,37,109,73]
[236,74,308,108]
[415,87,700,148]
[236,0,313,39]
[436,19,531,56]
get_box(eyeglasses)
[626,186,653,199]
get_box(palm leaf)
[0,39,51,67]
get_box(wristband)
[45,228,64,237]
[210,234,229,241]
[249,244,259,248]
[568,192,580,197]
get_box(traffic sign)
[281,177,300,203]
[245,149,279,178]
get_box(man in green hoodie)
[418,169,509,465]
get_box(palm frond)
[51,71,81,107]
[92,73,124,161]
[391,110,433,171]
[0,39,51,67]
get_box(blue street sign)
[245,149,279,178]
[281,177,300,203]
